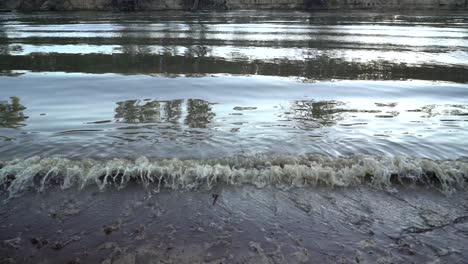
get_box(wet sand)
[1,185,467,263]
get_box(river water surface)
[0,11,468,189]
[1,11,468,161]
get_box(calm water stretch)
[0,11,468,192]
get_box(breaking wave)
[0,155,467,196]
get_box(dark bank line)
[1,53,467,83]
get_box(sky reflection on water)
[0,11,467,160]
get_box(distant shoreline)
[1,0,467,12]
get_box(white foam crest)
[0,155,467,196]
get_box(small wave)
[0,155,467,197]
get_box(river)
[0,10,467,264]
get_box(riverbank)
[0,0,467,11]
[1,185,467,263]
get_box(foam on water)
[0,154,467,197]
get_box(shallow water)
[0,11,467,167]
[1,11,468,264]
[1,185,468,264]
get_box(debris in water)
[233,106,257,111]
[134,225,145,240]
[375,102,398,107]
[50,236,80,250]
[30,237,49,249]
[103,223,120,235]
[86,120,112,124]
[51,242,64,250]
[1,237,21,249]
[212,194,219,205]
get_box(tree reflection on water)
[290,100,347,126]
[185,99,215,128]
[115,100,162,123]
[114,98,215,128]
[0,97,28,128]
